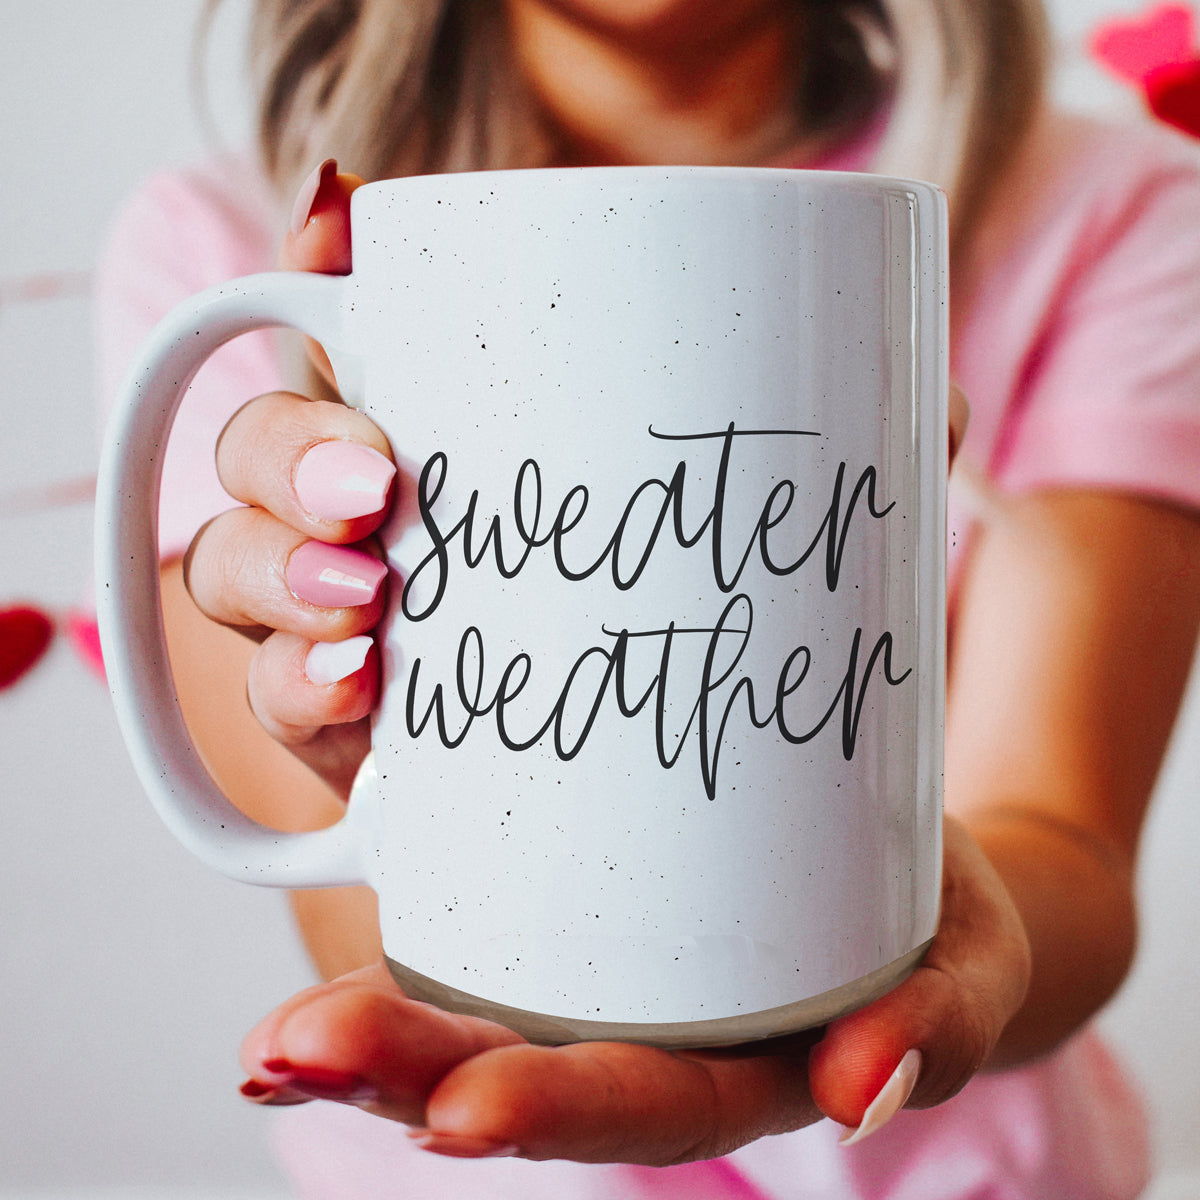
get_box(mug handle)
[95,271,372,888]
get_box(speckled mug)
[97,168,947,1047]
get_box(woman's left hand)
[238,815,1028,1162]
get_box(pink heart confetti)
[1146,56,1200,134]
[1090,3,1197,84]
[0,605,55,689]
[65,609,105,681]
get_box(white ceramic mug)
[97,167,947,1047]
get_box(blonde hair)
[236,0,1049,248]
[873,1,1050,243]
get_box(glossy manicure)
[241,1065,378,1107]
[290,158,337,237]
[240,1078,312,1106]
[295,440,396,521]
[287,541,386,608]
[305,636,373,684]
[264,1061,379,1104]
[839,1049,922,1146]
[410,1132,521,1159]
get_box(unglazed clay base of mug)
[385,940,932,1048]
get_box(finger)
[421,1034,822,1165]
[239,965,526,1125]
[216,392,395,544]
[282,160,364,275]
[281,160,366,389]
[246,630,376,793]
[185,506,387,642]
[807,818,1030,1130]
[949,382,970,466]
[240,963,821,1164]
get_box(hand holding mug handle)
[99,159,969,893]
[95,264,374,887]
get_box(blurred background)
[1,2,1197,1196]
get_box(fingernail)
[287,541,386,608]
[239,1078,312,1107]
[290,158,337,237]
[839,1049,921,1147]
[295,440,396,521]
[241,1077,378,1108]
[253,1059,380,1106]
[305,635,374,685]
[263,1061,380,1106]
[411,1133,521,1159]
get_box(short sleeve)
[992,140,1200,511]
[94,156,281,559]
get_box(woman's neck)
[504,1,815,166]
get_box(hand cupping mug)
[97,167,948,1047]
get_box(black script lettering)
[404,603,912,798]
[762,462,897,592]
[601,620,752,778]
[402,451,451,621]
[775,626,913,758]
[404,624,487,748]
[400,425,895,621]
[649,426,896,592]
[405,625,662,761]
[696,594,765,798]
[403,455,547,622]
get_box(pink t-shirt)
[96,106,1200,1198]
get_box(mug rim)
[354,164,944,199]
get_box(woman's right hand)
[175,162,1035,1160]
[182,159,972,810]
[182,161,386,802]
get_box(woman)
[97,1,1200,1193]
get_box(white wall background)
[0,2,1196,1196]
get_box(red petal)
[0,606,55,689]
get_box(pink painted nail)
[286,541,386,608]
[411,1133,521,1159]
[839,1049,921,1146]
[295,440,396,521]
[290,158,337,237]
[305,636,373,684]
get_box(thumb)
[807,818,1030,1136]
[281,158,365,274]
[279,159,367,391]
